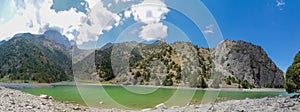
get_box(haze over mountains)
[0,31,285,88]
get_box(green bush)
[225,78,232,85]
[240,80,254,89]
[285,52,300,93]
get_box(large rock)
[155,103,167,109]
[212,40,285,87]
[39,94,49,99]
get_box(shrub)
[225,78,232,85]
[285,51,300,93]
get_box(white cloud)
[0,0,170,44]
[276,0,286,10]
[203,24,215,34]
[124,0,169,41]
[124,10,131,18]
[0,0,86,40]
[139,23,168,41]
[114,0,119,4]
[76,1,122,45]
[107,3,112,8]
[130,0,169,24]
[121,0,133,2]
[85,0,98,8]
[0,0,122,45]
[276,0,285,6]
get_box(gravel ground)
[1,86,299,112]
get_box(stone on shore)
[155,103,167,109]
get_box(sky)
[0,0,299,71]
[201,0,300,71]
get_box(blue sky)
[200,0,300,71]
[0,0,299,71]
[94,0,300,71]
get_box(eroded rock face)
[213,40,285,87]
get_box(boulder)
[39,94,49,99]
[155,103,167,109]
[141,108,152,111]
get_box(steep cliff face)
[213,40,285,87]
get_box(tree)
[240,80,254,89]
[198,76,208,88]
[163,74,173,86]
[134,71,141,80]
[285,51,300,93]
[226,78,232,85]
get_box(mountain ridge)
[78,39,285,88]
[0,31,72,83]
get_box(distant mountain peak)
[43,30,70,48]
[100,42,113,51]
[0,40,6,46]
[13,33,36,38]
[153,39,167,45]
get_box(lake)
[22,85,286,109]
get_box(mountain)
[285,51,300,93]
[43,30,70,48]
[80,40,284,88]
[153,39,167,46]
[13,33,36,38]
[213,40,284,88]
[0,33,72,83]
[0,40,6,46]
[100,42,113,51]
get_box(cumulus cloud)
[203,24,215,34]
[0,0,123,45]
[0,0,170,44]
[124,0,169,41]
[130,0,169,24]
[76,1,122,45]
[139,23,168,41]
[0,0,86,40]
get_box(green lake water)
[22,85,286,109]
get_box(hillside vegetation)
[85,40,285,88]
[285,51,300,93]
[0,34,72,83]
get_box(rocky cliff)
[212,40,284,88]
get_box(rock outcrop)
[213,40,285,87]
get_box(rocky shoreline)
[0,83,53,89]
[1,86,299,112]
